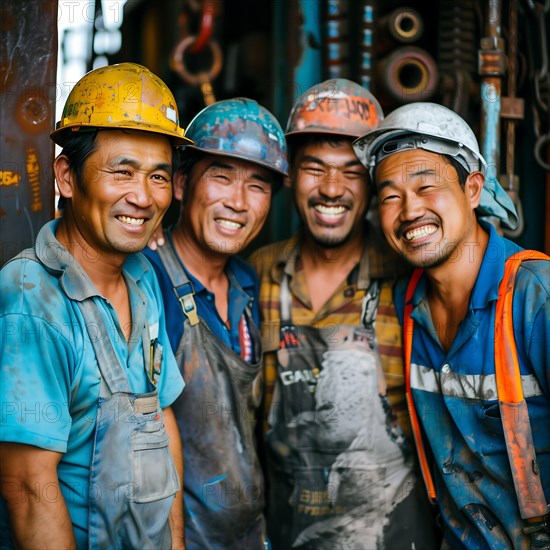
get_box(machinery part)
[353,102,486,173]
[376,46,438,104]
[172,35,223,86]
[1,0,57,266]
[437,0,478,117]
[51,62,190,147]
[378,7,424,44]
[184,98,288,176]
[358,1,376,89]
[534,133,550,171]
[501,0,525,238]
[478,0,505,183]
[190,0,215,53]
[324,0,350,79]
[285,78,383,139]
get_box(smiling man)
[250,80,440,549]
[143,98,288,549]
[354,102,549,548]
[0,63,188,549]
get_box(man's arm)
[0,442,76,549]
[163,406,185,549]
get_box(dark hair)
[288,134,354,170]
[57,130,99,211]
[443,155,470,188]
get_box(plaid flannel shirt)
[249,223,412,436]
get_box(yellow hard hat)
[51,62,191,146]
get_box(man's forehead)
[201,154,273,179]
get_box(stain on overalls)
[267,273,438,550]
[157,240,265,550]
[78,298,179,550]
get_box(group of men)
[0,61,548,550]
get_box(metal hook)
[190,1,215,54]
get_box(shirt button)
[442,363,451,374]
[344,288,355,298]
[206,295,213,301]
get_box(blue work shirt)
[0,219,184,548]
[395,221,550,548]
[144,228,260,360]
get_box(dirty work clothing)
[144,228,259,360]
[0,219,184,549]
[394,221,550,549]
[149,236,265,550]
[250,225,439,549]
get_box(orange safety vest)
[403,250,549,520]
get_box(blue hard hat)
[184,98,288,176]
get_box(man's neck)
[55,218,126,296]
[171,226,228,289]
[300,228,364,272]
[425,223,489,305]
[424,222,490,351]
[300,228,365,313]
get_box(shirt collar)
[34,219,149,301]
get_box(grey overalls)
[157,239,265,550]
[266,272,438,550]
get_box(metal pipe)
[376,46,438,104]
[324,0,350,79]
[479,0,505,184]
[378,7,423,45]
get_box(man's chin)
[310,231,352,249]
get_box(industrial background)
[1,0,549,265]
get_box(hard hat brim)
[50,124,193,148]
[183,144,288,178]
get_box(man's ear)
[283,174,291,189]
[173,171,186,201]
[466,171,484,208]
[53,155,75,199]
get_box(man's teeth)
[315,205,346,216]
[118,215,144,226]
[405,225,437,241]
[217,219,242,229]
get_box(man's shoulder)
[513,254,550,303]
[1,251,67,315]
[248,237,298,277]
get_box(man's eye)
[380,194,399,204]
[343,171,365,179]
[303,165,324,174]
[152,174,169,182]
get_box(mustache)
[307,197,353,209]
[396,217,440,239]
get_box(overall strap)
[495,250,549,519]
[279,273,293,324]
[77,299,135,395]
[403,268,437,504]
[156,235,199,326]
[360,279,381,330]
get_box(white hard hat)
[353,102,486,175]
[353,102,519,231]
